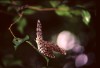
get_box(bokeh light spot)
[75,54,88,67]
[57,31,80,50]
[72,45,84,53]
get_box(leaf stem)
[8,12,23,38]
[26,40,49,66]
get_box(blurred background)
[0,0,97,68]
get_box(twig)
[26,41,37,50]
[8,12,23,38]
[26,40,49,66]
[25,41,45,57]
[27,6,57,11]
[27,5,69,11]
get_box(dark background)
[0,0,97,68]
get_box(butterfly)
[36,20,66,58]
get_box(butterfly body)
[36,20,66,58]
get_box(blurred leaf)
[3,59,22,67]
[75,5,86,9]
[0,0,11,4]
[82,10,91,25]
[28,6,42,10]
[55,5,71,17]
[70,10,81,16]
[70,9,91,25]
[9,60,22,66]
[50,1,59,7]
[13,35,29,50]
[7,1,21,11]
[23,9,35,15]
[53,52,61,57]
[7,6,13,11]
[13,1,21,5]
[2,55,22,67]
[17,18,27,34]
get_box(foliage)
[0,0,96,68]
[82,10,91,25]
[13,35,29,49]
[16,18,27,34]
[23,9,35,15]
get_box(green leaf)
[50,1,59,7]
[7,7,13,11]
[23,9,35,15]
[23,6,42,15]
[13,35,29,50]
[10,60,22,66]
[55,5,71,17]
[17,18,27,34]
[82,10,91,25]
[0,0,11,4]
[70,10,81,16]
[2,55,22,67]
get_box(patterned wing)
[38,40,55,58]
[36,20,55,58]
[36,20,43,41]
[46,41,66,55]
[36,20,66,58]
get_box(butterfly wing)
[38,40,55,58]
[36,20,43,41]
[36,20,66,58]
[46,41,66,55]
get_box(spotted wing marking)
[36,20,66,58]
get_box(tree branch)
[27,6,57,11]
[26,5,68,11]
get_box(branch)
[26,40,49,66]
[27,6,57,11]
[26,41,37,50]
[26,5,68,11]
[8,12,23,38]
